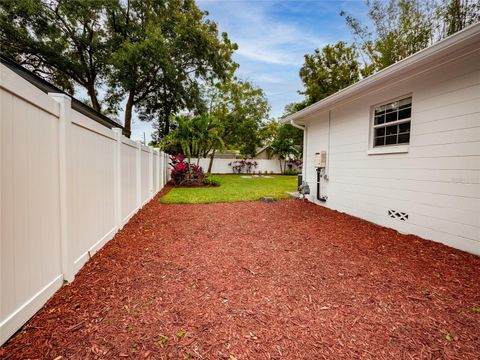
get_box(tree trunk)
[279,159,283,173]
[207,149,216,174]
[87,82,101,112]
[163,111,171,136]
[123,91,135,138]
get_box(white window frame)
[367,94,412,155]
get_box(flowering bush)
[283,159,302,175]
[286,159,302,170]
[169,154,205,185]
[228,159,258,174]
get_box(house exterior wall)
[303,48,480,255]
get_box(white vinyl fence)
[0,63,169,344]
[192,158,283,174]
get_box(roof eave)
[282,22,480,125]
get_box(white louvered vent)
[388,209,408,221]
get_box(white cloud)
[200,1,324,66]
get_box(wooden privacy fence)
[0,63,170,344]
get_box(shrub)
[202,176,220,186]
[169,154,205,185]
[283,168,299,175]
[228,159,258,173]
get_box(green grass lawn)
[160,174,297,204]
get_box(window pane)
[375,127,385,136]
[399,122,410,133]
[374,104,386,115]
[375,136,385,146]
[386,125,398,135]
[386,135,397,145]
[399,108,411,120]
[398,133,410,144]
[372,96,412,148]
[385,111,397,122]
[388,101,399,111]
[375,114,385,125]
[399,97,412,109]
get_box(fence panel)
[0,63,167,345]
[68,112,117,274]
[121,138,139,224]
[191,158,282,174]
[1,66,64,344]
[141,146,150,204]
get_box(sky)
[130,0,370,142]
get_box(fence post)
[49,93,74,283]
[167,153,170,182]
[112,128,122,229]
[155,149,160,192]
[136,141,142,209]
[148,146,154,199]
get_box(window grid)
[373,97,412,147]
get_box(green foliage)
[160,175,297,204]
[283,168,300,175]
[108,0,237,135]
[285,0,479,120]
[161,113,224,162]
[299,42,361,105]
[341,0,434,73]
[0,0,114,112]
[439,0,480,36]
[200,78,270,162]
[0,0,237,137]
[259,121,303,160]
[202,176,220,186]
[340,0,479,74]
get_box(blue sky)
[131,0,369,142]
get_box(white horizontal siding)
[304,48,480,255]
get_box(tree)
[268,135,299,173]
[109,0,237,137]
[0,0,114,112]
[259,120,303,159]
[161,113,224,169]
[298,41,361,107]
[438,0,480,37]
[204,78,270,172]
[0,0,237,137]
[340,0,479,74]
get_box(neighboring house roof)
[255,145,270,156]
[283,23,480,126]
[0,55,127,136]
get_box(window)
[373,97,411,147]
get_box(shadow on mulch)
[1,195,479,359]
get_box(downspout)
[290,118,306,181]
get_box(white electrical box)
[314,151,327,168]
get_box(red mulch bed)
[2,196,479,359]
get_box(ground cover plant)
[161,174,297,204]
[2,198,479,359]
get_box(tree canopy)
[285,0,479,117]
[0,0,237,136]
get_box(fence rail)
[0,63,169,345]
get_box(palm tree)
[161,114,224,174]
[268,138,299,173]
